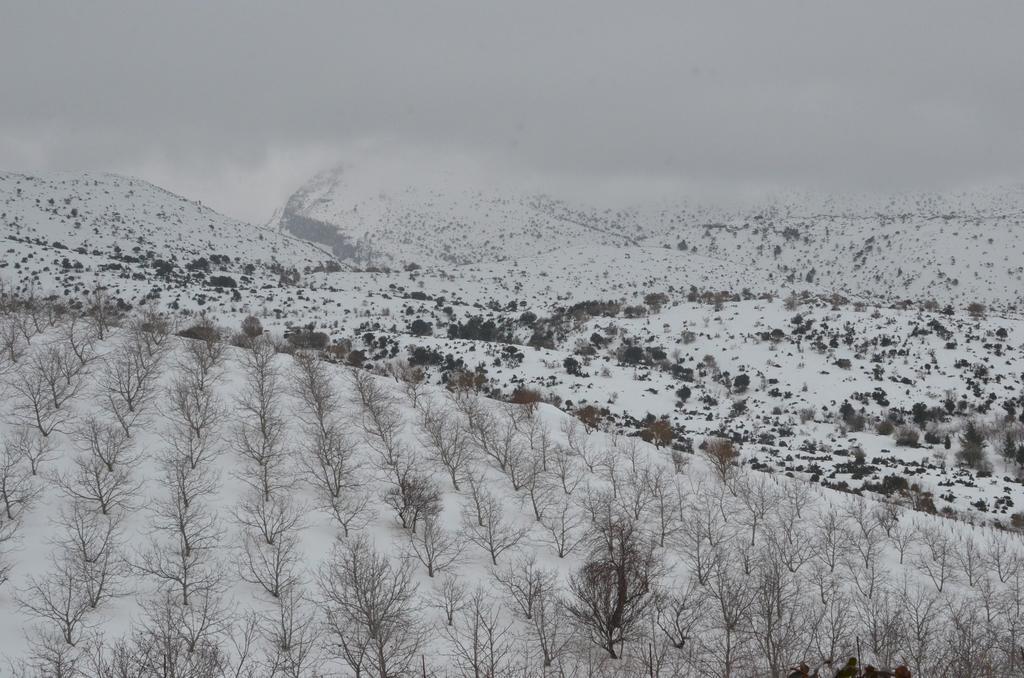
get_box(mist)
[2,1,1023,221]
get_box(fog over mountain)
[3,1,1024,221]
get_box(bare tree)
[853,586,904,671]
[418,399,474,490]
[749,558,813,678]
[57,313,99,371]
[292,350,341,437]
[29,343,84,410]
[638,604,696,678]
[298,418,360,500]
[735,473,778,547]
[889,521,918,566]
[326,486,374,539]
[383,457,442,532]
[810,590,853,673]
[512,564,573,669]
[176,586,233,657]
[517,405,554,472]
[874,501,901,539]
[259,587,322,678]
[134,534,224,609]
[469,403,526,486]
[179,317,228,389]
[599,446,623,501]
[224,611,263,678]
[952,533,985,588]
[645,466,681,548]
[539,497,588,558]
[766,486,815,575]
[985,530,1022,584]
[550,443,584,496]
[52,447,141,516]
[161,365,226,470]
[7,354,73,437]
[563,513,658,659]
[0,315,28,369]
[898,582,943,677]
[126,307,174,361]
[293,353,373,537]
[913,524,960,592]
[577,482,615,525]
[86,588,232,678]
[520,448,557,521]
[461,489,528,565]
[812,506,845,575]
[700,562,756,678]
[12,308,42,346]
[491,554,553,622]
[561,418,601,473]
[10,627,84,678]
[97,335,163,437]
[235,493,305,599]
[654,577,707,653]
[134,460,224,606]
[1,432,41,520]
[843,515,886,601]
[299,428,372,540]
[234,336,291,501]
[349,367,405,470]
[84,286,119,341]
[52,502,127,610]
[703,437,739,486]
[432,573,469,627]
[233,492,305,547]
[70,416,138,473]
[239,531,302,600]
[318,535,424,678]
[0,506,17,586]
[16,559,94,645]
[406,515,464,577]
[464,468,489,526]
[389,359,428,410]
[844,496,887,600]
[444,586,516,678]
[676,483,729,586]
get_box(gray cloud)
[2,1,1023,221]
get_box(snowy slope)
[0,325,1020,676]
[278,166,636,268]
[3,170,1022,525]
[0,171,342,310]
[278,165,1024,309]
[2,169,1024,675]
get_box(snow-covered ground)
[278,164,1024,309]
[2,169,1024,675]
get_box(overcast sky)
[2,1,1023,221]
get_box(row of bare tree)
[3,297,1024,676]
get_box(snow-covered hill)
[0,318,1021,677]
[3,168,1024,675]
[278,165,1024,309]
[0,171,342,311]
[277,166,637,268]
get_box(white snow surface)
[1,168,1024,675]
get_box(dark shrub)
[209,275,237,288]
[410,319,433,336]
[287,329,329,350]
[895,426,920,447]
[177,323,220,343]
